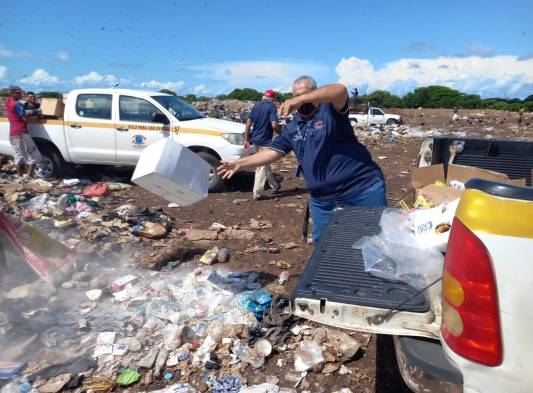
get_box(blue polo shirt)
[269,101,384,199]
[248,99,278,147]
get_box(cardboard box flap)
[446,164,509,186]
[506,178,527,186]
[417,184,463,206]
[411,164,445,189]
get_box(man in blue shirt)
[244,89,281,199]
[218,76,386,244]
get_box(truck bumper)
[217,144,246,161]
[394,336,463,393]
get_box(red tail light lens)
[441,217,502,366]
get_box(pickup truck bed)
[292,206,429,313]
[431,137,533,185]
[291,136,533,392]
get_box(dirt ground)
[2,108,532,392]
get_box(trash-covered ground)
[0,106,531,393]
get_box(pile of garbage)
[0,175,172,258]
[193,100,253,123]
[0,241,365,393]
[0,172,367,392]
[354,123,448,144]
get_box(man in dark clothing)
[244,89,281,199]
[23,92,42,116]
[218,76,386,243]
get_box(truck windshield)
[151,95,204,121]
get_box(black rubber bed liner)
[291,206,430,313]
[432,137,533,186]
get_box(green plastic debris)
[116,368,140,386]
[67,194,77,204]
[106,182,133,191]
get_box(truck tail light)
[441,217,502,366]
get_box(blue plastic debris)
[245,282,262,291]
[235,290,272,319]
[0,362,24,380]
[208,271,262,294]
[177,352,189,362]
[164,372,173,381]
[211,376,243,393]
[20,382,32,393]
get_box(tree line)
[164,86,533,111]
[2,85,531,111]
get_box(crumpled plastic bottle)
[231,340,265,369]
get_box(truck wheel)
[386,119,398,125]
[350,119,358,127]
[197,152,224,193]
[35,145,66,179]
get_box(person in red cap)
[5,86,42,178]
[244,89,281,199]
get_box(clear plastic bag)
[293,340,324,372]
[355,209,444,289]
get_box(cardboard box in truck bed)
[410,163,526,205]
[40,98,65,117]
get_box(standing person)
[23,91,42,116]
[518,107,524,126]
[5,86,42,178]
[351,87,358,106]
[219,76,386,244]
[452,107,459,121]
[244,89,281,200]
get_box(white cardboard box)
[409,198,460,251]
[131,139,210,206]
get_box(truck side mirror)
[152,113,170,124]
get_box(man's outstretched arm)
[217,148,283,179]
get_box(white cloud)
[75,71,119,86]
[190,60,329,93]
[193,84,206,95]
[56,50,70,61]
[140,80,186,92]
[336,55,533,98]
[0,65,7,80]
[465,42,494,57]
[0,43,29,59]
[19,68,59,86]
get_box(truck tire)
[197,152,224,193]
[35,144,67,179]
[350,118,358,127]
[386,118,398,125]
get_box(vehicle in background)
[349,103,402,126]
[291,137,533,393]
[0,89,247,191]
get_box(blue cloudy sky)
[1,0,532,98]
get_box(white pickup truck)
[0,89,246,191]
[349,106,402,126]
[291,136,533,392]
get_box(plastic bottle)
[278,271,289,285]
[231,340,265,369]
[56,194,69,209]
[217,248,229,263]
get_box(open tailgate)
[290,206,440,338]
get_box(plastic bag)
[83,183,110,197]
[294,340,324,372]
[356,209,444,289]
